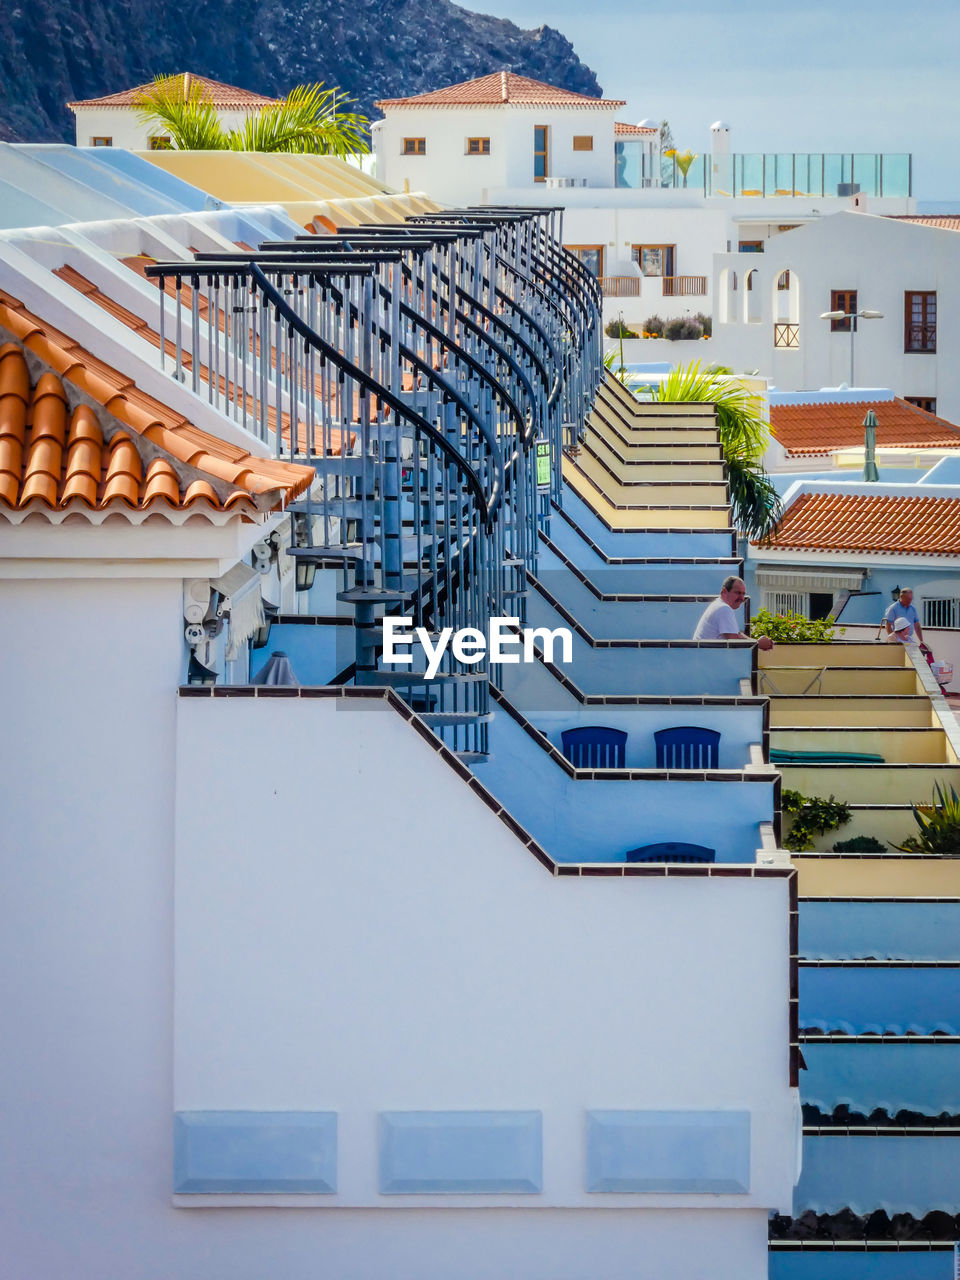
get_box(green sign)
[535,439,551,491]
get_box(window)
[924,597,960,629]
[764,590,835,620]
[739,240,764,253]
[534,125,549,181]
[565,245,604,276]
[905,291,936,352]
[90,136,112,147]
[572,135,594,152]
[830,289,857,332]
[905,396,938,414]
[632,244,675,277]
[148,135,172,150]
[777,270,791,290]
[402,137,426,155]
[466,137,490,155]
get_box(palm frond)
[657,360,781,540]
[229,84,370,157]
[133,75,229,150]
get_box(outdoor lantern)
[891,585,901,603]
[251,601,279,650]
[187,652,218,686]
[295,558,317,592]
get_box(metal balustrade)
[147,210,601,757]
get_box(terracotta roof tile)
[886,215,960,233]
[0,310,312,518]
[55,263,355,456]
[762,490,960,556]
[376,71,624,110]
[770,397,960,456]
[68,73,277,111]
[614,121,658,135]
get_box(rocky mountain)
[0,0,602,143]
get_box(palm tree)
[663,148,698,188]
[134,75,369,158]
[656,361,782,541]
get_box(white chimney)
[710,121,731,158]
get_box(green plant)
[656,361,783,540]
[750,607,844,643]
[603,347,629,385]
[832,835,887,852]
[664,147,698,187]
[642,314,665,337]
[694,311,712,338]
[782,789,852,852]
[894,783,960,853]
[604,319,638,338]
[134,75,370,157]
[664,316,703,341]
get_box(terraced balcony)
[759,642,960,849]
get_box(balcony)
[598,275,641,298]
[662,275,707,297]
[774,322,800,349]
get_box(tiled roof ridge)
[68,73,278,110]
[375,70,625,109]
[759,488,960,555]
[771,395,960,457]
[614,121,659,135]
[0,294,312,520]
[885,214,960,232]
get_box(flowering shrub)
[750,607,843,643]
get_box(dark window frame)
[830,288,857,332]
[904,291,936,353]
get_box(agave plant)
[134,76,369,157]
[656,361,782,540]
[894,783,960,853]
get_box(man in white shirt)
[693,576,774,650]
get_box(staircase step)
[455,751,490,764]
[419,712,495,727]
[369,671,488,685]
[337,587,414,604]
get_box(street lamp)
[819,307,883,387]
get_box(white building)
[373,73,915,331]
[68,72,278,151]
[0,146,799,1280]
[710,211,959,421]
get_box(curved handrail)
[246,262,495,525]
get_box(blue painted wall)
[252,623,353,685]
[800,966,960,1032]
[524,587,753,697]
[801,1043,960,1115]
[558,489,735,559]
[473,700,772,861]
[795,1135,960,1215]
[770,1251,953,1280]
[801,903,960,962]
[546,520,740,596]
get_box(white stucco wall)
[710,211,959,419]
[73,106,264,150]
[174,699,796,1217]
[375,105,619,205]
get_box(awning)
[212,562,264,659]
[755,567,864,592]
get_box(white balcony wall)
[710,211,960,420]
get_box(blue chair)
[561,726,627,768]
[655,726,720,769]
[625,842,716,864]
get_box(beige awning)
[755,567,864,592]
